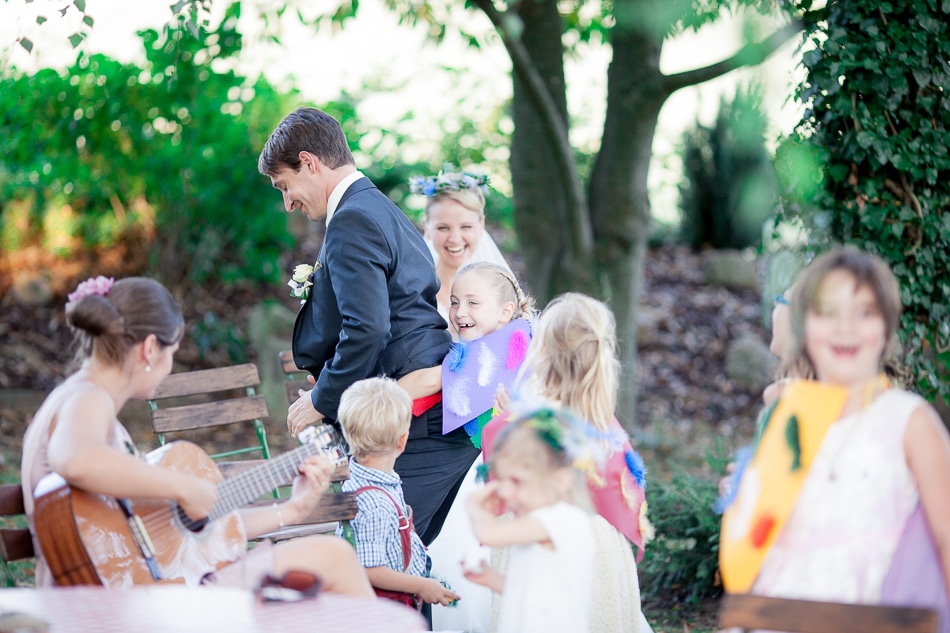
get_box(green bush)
[640,455,725,605]
[775,0,950,402]
[679,86,778,251]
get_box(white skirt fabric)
[429,455,494,633]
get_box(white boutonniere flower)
[288,262,319,302]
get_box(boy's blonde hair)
[454,261,536,320]
[338,377,412,460]
[520,293,618,431]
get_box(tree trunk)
[589,24,668,432]
[509,0,594,302]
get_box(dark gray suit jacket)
[291,177,450,424]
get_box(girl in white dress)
[721,247,950,624]
[463,409,598,633]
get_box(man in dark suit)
[258,107,479,545]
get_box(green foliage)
[190,311,247,364]
[640,453,725,605]
[775,0,950,401]
[679,86,778,250]
[0,3,297,286]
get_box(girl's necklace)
[827,376,888,482]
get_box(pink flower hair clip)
[67,275,115,306]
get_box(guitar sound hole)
[176,505,209,533]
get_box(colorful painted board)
[719,380,848,592]
[441,319,532,435]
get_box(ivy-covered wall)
[777,0,950,401]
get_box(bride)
[408,166,513,632]
[411,166,512,325]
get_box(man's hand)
[287,387,325,438]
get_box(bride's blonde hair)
[424,188,485,221]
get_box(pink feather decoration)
[507,329,529,370]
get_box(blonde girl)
[486,292,651,553]
[481,292,653,632]
[417,262,534,633]
[464,409,598,633]
[397,261,534,401]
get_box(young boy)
[337,377,460,608]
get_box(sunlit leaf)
[68,32,85,48]
[73,0,85,12]
[35,15,46,24]
[83,14,94,27]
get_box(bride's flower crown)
[409,164,490,197]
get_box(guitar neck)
[208,442,326,521]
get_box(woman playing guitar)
[20,276,373,596]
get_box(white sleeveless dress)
[753,389,924,602]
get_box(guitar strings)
[135,434,338,536]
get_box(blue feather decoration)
[624,449,647,489]
[446,342,468,372]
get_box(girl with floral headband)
[463,408,604,633]
[410,165,513,324]
[20,276,373,596]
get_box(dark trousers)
[395,401,480,546]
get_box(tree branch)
[470,0,593,259]
[661,20,802,96]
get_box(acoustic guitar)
[32,425,341,587]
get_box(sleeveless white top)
[753,389,924,602]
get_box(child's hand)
[462,563,504,593]
[493,384,511,413]
[719,461,737,496]
[467,480,505,518]
[418,577,461,606]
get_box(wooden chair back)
[719,594,939,633]
[0,484,33,587]
[278,349,311,407]
[147,363,272,480]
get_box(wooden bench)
[0,483,33,587]
[719,593,939,633]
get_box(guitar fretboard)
[207,429,339,522]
